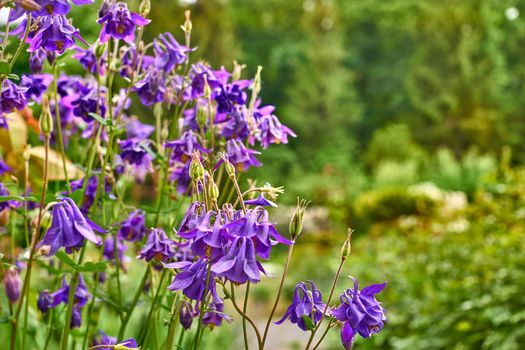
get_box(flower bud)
[181,10,192,35]
[196,105,208,130]
[289,198,309,241]
[252,66,263,98]
[208,179,219,201]
[220,154,236,178]
[179,302,194,330]
[203,75,212,100]
[232,60,246,81]
[39,96,53,136]
[153,102,163,120]
[341,228,353,259]
[189,152,204,181]
[3,269,21,303]
[139,0,151,17]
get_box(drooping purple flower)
[97,1,150,43]
[37,290,52,313]
[165,257,217,301]
[71,80,106,122]
[165,130,208,163]
[133,67,166,106]
[202,298,232,328]
[138,228,175,262]
[29,48,47,73]
[215,83,248,115]
[3,269,21,303]
[332,278,387,344]
[28,15,88,54]
[119,45,154,78]
[36,197,104,256]
[179,301,195,330]
[8,0,41,21]
[222,107,250,140]
[118,209,146,242]
[169,161,192,194]
[212,236,261,284]
[92,331,137,350]
[50,275,91,308]
[68,175,112,212]
[71,304,83,328]
[256,113,296,149]
[20,74,54,102]
[153,32,190,72]
[275,281,328,331]
[32,0,93,17]
[224,139,261,171]
[1,79,28,124]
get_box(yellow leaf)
[29,146,84,181]
[0,112,28,155]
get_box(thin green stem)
[242,282,251,350]
[261,243,295,347]
[311,319,335,350]
[166,295,181,350]
[118,265,150,339]
[9,14,32,69]
[228,283,262,350]
[140,269,168,346]
[53,64,72,194]
[192,262,212,350]
[60,271,79,350]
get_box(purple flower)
[50,275,91,308]
[20,74,54,102]
[119,45,154,78]
[215,83,248,115]
[202,298,232,328]
[224,139,261,171]
[68,175,112,212]
[37,290,52,313]
[71,304,83,328]
[179,301,196,330]
[168,161,192,194]
[125,117,154,139]
[256,114,296,149]
[71,80,106,122]
[73,47,105,75]
[33,0,93,17]
[138,228,175,262]
[1,79,28,122]
[165,130,208,163]
[28,15,88,54]
[154,32,190,72]
[0,183,18,212]
[332,278,387,345]
[97,1,150,43]
[118,209,146,242]
[36,197,104,256]
[221,107,250,140]
[133,67,166,106]
[0,159,12,176]
[118,138,153,182]
[103,235,127,269]
[275,281,328,331]
[92,330,117,349]
[29,48,47,73]
[212,236,261,284]
[3,269,21,303]
[165,257,217,301]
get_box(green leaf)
[301,315,316,331]
[0,195,38,202]
[54,251,78,269]
[88,112,108,126]
[7,73,19,81]
[0,61,11,75]
[78,261,107,273]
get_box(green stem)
[81,268,101,350]
[192,262,213,350]
[118,265,150,339]
[228,283,262,350]
[43,309,55,350]
[60,271,80,350]
[53,64,72,194]
[165,295,181,350]
[140,269,168,346]
[261,243,294,347]
[9,14,32,69]
[311,319,335,350]
[242,282,251,350]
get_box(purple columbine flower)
[33,0,93,17]
[202,298,232,328]
[179,301,196,330]
[73,47,105,75]
[275,281,328,331]
[97,1,150,43]
[20,74,54,102]
[28,15,88,54]
[3,269,21,303]
[244,193,277,207]
[103,235,127,270]
[71,80,106,122]
[165,130,208,163]
[222,107,250,140]
[50,275,91,308]
[133,67,166,106]
[118,209,146,242]
[92,330,137,349]
[212,236,262,284]
[332,278,387,347]
[1,79,28,126]
[138,228,175,262]
[29,48,47,73]
[0,158,12,176]
[215,82,249,115]
[118,138,153,182]
[119,45,154,78]
[256,113,296,149]
[0,183,20,212]
[153,32,190,72]
[224,139,261,171]
[68,175,113,212]
[36,197,104,256]
[125,117,154,139]
[37,290,52,313]
[165,257,217,301]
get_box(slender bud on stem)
[189,151,204,181]
[39,96,53,135]
[341,228,353,259]
[289,198,309,241]
[220,153,236,178]
[139,0,151,17]
[181,10,192,35]
[208,179,219,201]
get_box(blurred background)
[5,0,525,348]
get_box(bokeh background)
[5,0,525,349]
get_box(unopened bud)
[289,198,309,240]
[203,75,211,99]
[3,269,21,303]
[252,66,263,98]
[340,228,353,259]
[161,120,169,142]
[196,105,207,129]
[139,0,151,17]
[153,102,163,120]
[181,10,192,34]
[221,155,236,178]
[39,96,53,136]
[179,301,194,330]
[208,180,219,200]
[189,152,204,181]
[232,60,246,81]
